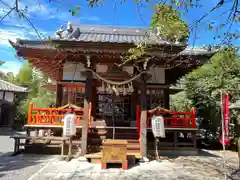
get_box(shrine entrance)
[96,89,134,127]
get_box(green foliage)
[121,3,189,63]
[16,62,33,86]
[77,0,239,42]
[170,91,192,112]
[69,6,81,16]
[122,42,149,62]
[6,72,16,83]
[151,3,189,43]
[184,48,240,142]
[4,63,56,125]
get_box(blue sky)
[0,0,239,74]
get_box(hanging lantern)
[151,115,165,138]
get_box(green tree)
[170,91,192,112]
[0,0,239,45]
[184,48,240,144]
[151,3,189,43]
[122,2,189,64]
[68,0,239,44]
[12,63,56,124]
[0,61,7,80]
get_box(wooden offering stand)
[101,139,128,170]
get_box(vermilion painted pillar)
[192,107,197,128]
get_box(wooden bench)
[10,135,73,160]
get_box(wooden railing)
[27,103,84,126]
[158,108,196,129]
[136,106,197,136]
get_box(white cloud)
[27,4,49,14]
[0,1,100,33]
[0,0,101,46]
[0,61,23,74]
[0,24,53,46]
[0,29,26,45]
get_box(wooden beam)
[58,82,85,87]
[81,71,92,156]
[140,74,147,157]
[56,66,63,81]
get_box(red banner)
[220,92,230,146]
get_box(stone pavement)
[27,150,240,180]
[0,130,58,180]
[0,154,58,180]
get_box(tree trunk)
[237,119,240,168]
[238,137,240,168]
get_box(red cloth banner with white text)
[220,92,230,146]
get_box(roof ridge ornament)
[55,25,65,39]
[67,22,73,34]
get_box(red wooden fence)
[27,103,84,126]
[136,106,197,138]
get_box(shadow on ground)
[0,153,53,179]
[0,131,24,136]
[148,149,220,161]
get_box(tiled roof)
[58,24,182,46]
[0,79,27,92]
[9,24,219,57]
[180,47,219,56]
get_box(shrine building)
[10,23,217,162]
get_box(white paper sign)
[151,115,165,138]
[63,113,77,137]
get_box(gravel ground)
[26,150,240,180]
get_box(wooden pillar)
[136,104,141,138]
[27,103,33,124]
[91,83,96,119]
[131,89,138,122]
[56,83,62,107]
[140,75,147,157]
[237,119,240,168]
[164,87,170,109]
[81,71,92,156]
